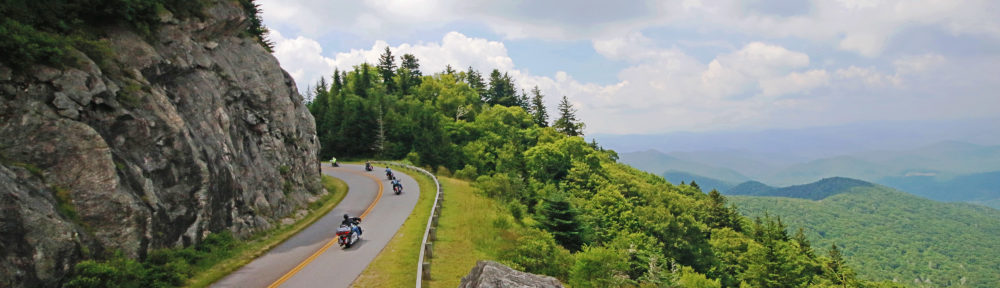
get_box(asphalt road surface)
[213,163,420,287]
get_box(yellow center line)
[267,166,383,288]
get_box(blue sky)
[259,0,1000,135]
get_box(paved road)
[213,163,420,288]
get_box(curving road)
[213,163,420,288]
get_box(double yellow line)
[267,167,384,288]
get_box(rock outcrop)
[459,260,564,288]
[0,1,321,286]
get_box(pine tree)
[485,69,517,106]
[466,66,487,98]
[354,63,371,97]
[539,192,584,252]
[331,68,342,94]
[792,227,815,258]
[530,86,549,127]
[377,47,397,93]
[444,64,456,75]
[399,54,422,94]
[553,96,584,136]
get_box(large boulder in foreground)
[459,260,564,288]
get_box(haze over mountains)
[603,119,1000,208]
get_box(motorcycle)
[386,171,394,180]
[336,224,360,248]
[393,184,402,195]
[365,163,373,171]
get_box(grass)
[352,164,436,287]
[185,174,348,287]
[424,177,508,287]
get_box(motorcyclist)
[342,214,362,237]
[391,178,402,191]
[330,156,339,167]
[385,166,393,179]
[365,160,373,171]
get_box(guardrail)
[372,161,441,287]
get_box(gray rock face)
[0,1,321,286]
[459,260,564,288]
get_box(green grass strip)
[353,164,436,287]
[424,177,507,287]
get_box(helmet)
[343,214,350,220]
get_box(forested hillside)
[732,184,1000,287]
[306,50,901,287]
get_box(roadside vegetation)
[425,176,507,287]
[64,175,348,287]
[353,164,436,287]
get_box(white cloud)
[269,31,336,92]
[835,66,901,87]
[262,0,1000,58]
[894,53,946,75]
[760,70,830,97]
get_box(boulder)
[459,260,564,288]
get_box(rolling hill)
[730,180,1000,287]
[727,177,875,200]
[618,149,749,183]
[662,171,735,193]
[879,171,1000,209]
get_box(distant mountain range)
[728,178,1000,287]
[622,142,1000,209]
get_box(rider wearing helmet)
[392,178,402,189]
[342,214,362,237]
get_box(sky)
[259,0,1000,135]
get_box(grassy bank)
[353,165,436,287]
[424,177,508,287]
[186,174,348,287]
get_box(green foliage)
[66,232,237,288]
[238,0,273,52]
[553,95,584,136]
[569,246,631,287]
[53,186,79,221]
[733,185,1000,287]
[499,227,573,281]
[538,192,584,252]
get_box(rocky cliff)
[0,1,321,286]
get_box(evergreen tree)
[331,68,342,94]
[707,189,743,231]
[553,96,584,136]
[444,64,456,75]
[485,69,517,106]
[466,66,487,98]
[539,192,584,252]
[824,243,857,287]
[377,46,397,93]
[792,228,815,259]
[354,63,371,97]
[517,89,531,112]
[529,85,549,127]
[399,54,422,94]
[690,180,701,191]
